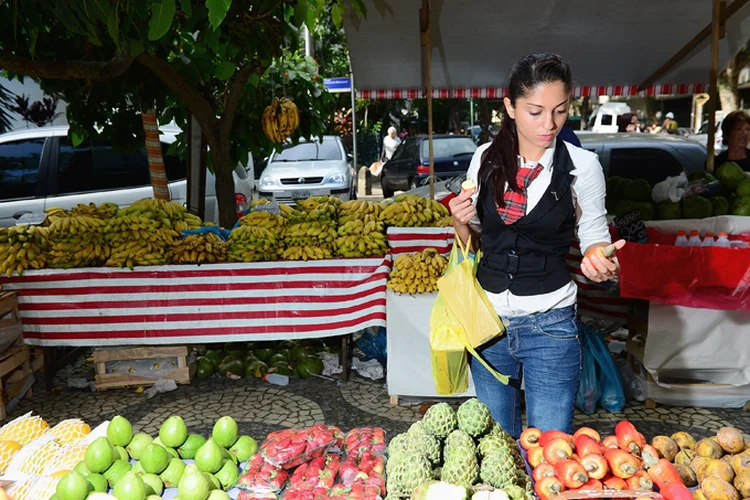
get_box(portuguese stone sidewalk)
[3,358,748,443]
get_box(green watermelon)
[196,357,214,378]
[218,356,245,378]
[268,354,288,366]
[271,363,294,377]
[290,346,313,362]
[711,196,730,216]
[245,360,269,378]
[204,350,225,371]
[254,348,275,363]
[276,348,292,362]
[295,356,324,379]
[244,355,260,367]
[278,340,297,350]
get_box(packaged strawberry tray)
[261,425,341,469]
[343,427,386,460]
[237,453,290,494]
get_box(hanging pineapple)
[262,97,300,143]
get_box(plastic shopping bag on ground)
[437,236,505,349]
[578,321,626,412]
[575,337,601,414]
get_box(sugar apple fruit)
[478,434,507,458]
[408,432,442,466]
[444,429,476,457]
[387,433,410,456]
[456,398,491,438]
[422,403,458,439]
[388,452,432,495]
[408,421,429,439]
[441,454,480,489]
[480,450,517,489]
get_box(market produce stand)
[0,257,389,388]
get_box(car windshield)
[421,137,477,159]
[273,140,342,161]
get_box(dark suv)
[380,135,477,198]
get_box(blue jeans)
[469,306,581,438]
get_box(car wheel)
[381,178,394,199]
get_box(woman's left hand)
[581,239,627,283]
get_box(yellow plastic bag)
[437,236,505,349]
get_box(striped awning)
[344,0,750,99]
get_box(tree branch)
[220,59,266,136]
[0,51,134,81]
[135,53,218,142]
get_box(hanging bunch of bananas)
[48,214,110,268]
[387,248,448,294]
[229,225,283,262]
[228,211,286,262]
[168,231,228,264]
[103,198,184,269]
[338,200,383,225]
[70,202,119,219]
[335,220,388,258]
[0,225,50,277]
[379,194,451,227]
[262,97,300,143]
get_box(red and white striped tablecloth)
[0,258,390,347]
[387,227,455,257]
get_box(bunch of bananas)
[0,225,50,277]
[338,200,383,225]
[48,214,110,268]
[175,213,204,233]
[70,202,119,219]
[379,194,451,227]
[387,248,448,294]
[284,196,341,227]
[103,199,185,269]
[239,211,287,234]
[262,97,300,143]
[229,225,282,262]
[335,220,388,258]
[168,232,228,264]
[434,215,454,227]
[281,245,332,261]
[284,222,337,248]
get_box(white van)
[0,126,254,227]
[588,103,632,134]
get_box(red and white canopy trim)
[356,84,708,100]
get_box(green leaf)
[293,0,307,28]
[204,26,220,53]
[106,8,119,46]
[331,3,343,28]
[215,61,235,80]
[287,70,297,80]
[206,0,231,31]
[71,129,87,148]
[148,0,175,41]
[129,39,145,56]
[178,0,192,17]
[248,74,260,88]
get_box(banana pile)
[387,248,448,294]
[339,200,383,225]
[282,196,341,260]
[434,215,454,227]
[229,211,287,262]
[168,231,228,264]
[335,220,388,257]
[47,214,109,268]
[70,202,119,220]
[380,194,451,227]
[104,199,184,269]
[262,97,300,143]
[0,225,50,277]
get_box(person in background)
[714,110,750,171]
[617,113,634,132]
[661,112,679,134]
[381,126,402,162]
[449,52,625,436]
[399,127,409,141]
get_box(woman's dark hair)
[618,113,635,133]
[479,53,572,206]
[721,110,750,142]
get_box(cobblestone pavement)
[4,366,748,443]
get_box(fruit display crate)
[93,345,192,391]
[0,257,390,347]
[0,338,32,419]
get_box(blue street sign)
[324,77,352,93]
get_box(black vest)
[476,139,576,296]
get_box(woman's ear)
[503,97,515,120]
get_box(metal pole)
[422,0,434,200]
[470,98,475,135]
[304,25,314,58]
[706,0,721,172]
[350,72,358,197]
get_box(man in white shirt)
[381,126,401,161]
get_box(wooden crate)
[0,341,32,420]
[94,346,192,391]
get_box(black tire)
[381,178,394,198]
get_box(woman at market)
[381,126,402,162]
[714,110,750,171]
[449,53,625,437]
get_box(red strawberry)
[339,463,359,485]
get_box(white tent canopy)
[344,0,750,97]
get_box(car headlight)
[327,173,347,184]
[260,176,278,188]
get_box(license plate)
[291,190,311,200]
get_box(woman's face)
[728,120,750,149]
[505,81,569,152]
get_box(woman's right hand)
[449,188,476,226]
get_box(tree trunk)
[212,141,238,228]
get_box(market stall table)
[0,257,390,388]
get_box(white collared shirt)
[466,140,610,318]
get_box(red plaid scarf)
[497,163,544,225]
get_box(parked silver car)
[258,136,355,203]
[0,126,254,227]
